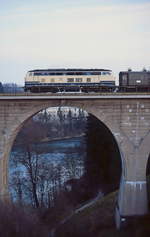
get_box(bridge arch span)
[0,99,124,200]
[0,96,150,228]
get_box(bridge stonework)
[0,95,150,227]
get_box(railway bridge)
[0,93,150,227]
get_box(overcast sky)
[0,0,150,85]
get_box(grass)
[55,191,150,237]
[55,191,117,237]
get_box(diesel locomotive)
[24,68,116,93]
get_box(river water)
[10,136,86,165]
[9,136,86,204]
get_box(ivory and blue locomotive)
[24,68,116,92]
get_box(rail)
[0,86,150,96]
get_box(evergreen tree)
[0,82,3,93]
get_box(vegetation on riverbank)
[55,191,150,237]
[0,190,150,236]
[0,201,50,237]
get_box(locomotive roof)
[120,70,150,73]
[29,68,111,72]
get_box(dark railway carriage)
[119,69,150,92]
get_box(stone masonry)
[0,95,150,223]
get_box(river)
[9,136,86,204]
[10,136,86,164]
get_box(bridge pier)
[0,156,9,200]
[115,133,150,229]
[115,178,148,229]
[0,136,13,201]
[120,179,148,216]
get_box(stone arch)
[8,101,123,162]
[0,99,123,200]
[146,147,150,208]
[142,132,150,176]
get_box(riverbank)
[13,133,86,148]
[40,133,85,143]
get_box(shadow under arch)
[146,153,150,208]
[8,106,122,207]
[83,113,122,198]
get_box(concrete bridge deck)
[0,93,150,100]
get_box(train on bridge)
[24,68,150,93]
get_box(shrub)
[0,201,49,237]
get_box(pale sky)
[0,0,150,85]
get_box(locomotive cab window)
[85,72,92,75]
[102,71,110,75]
